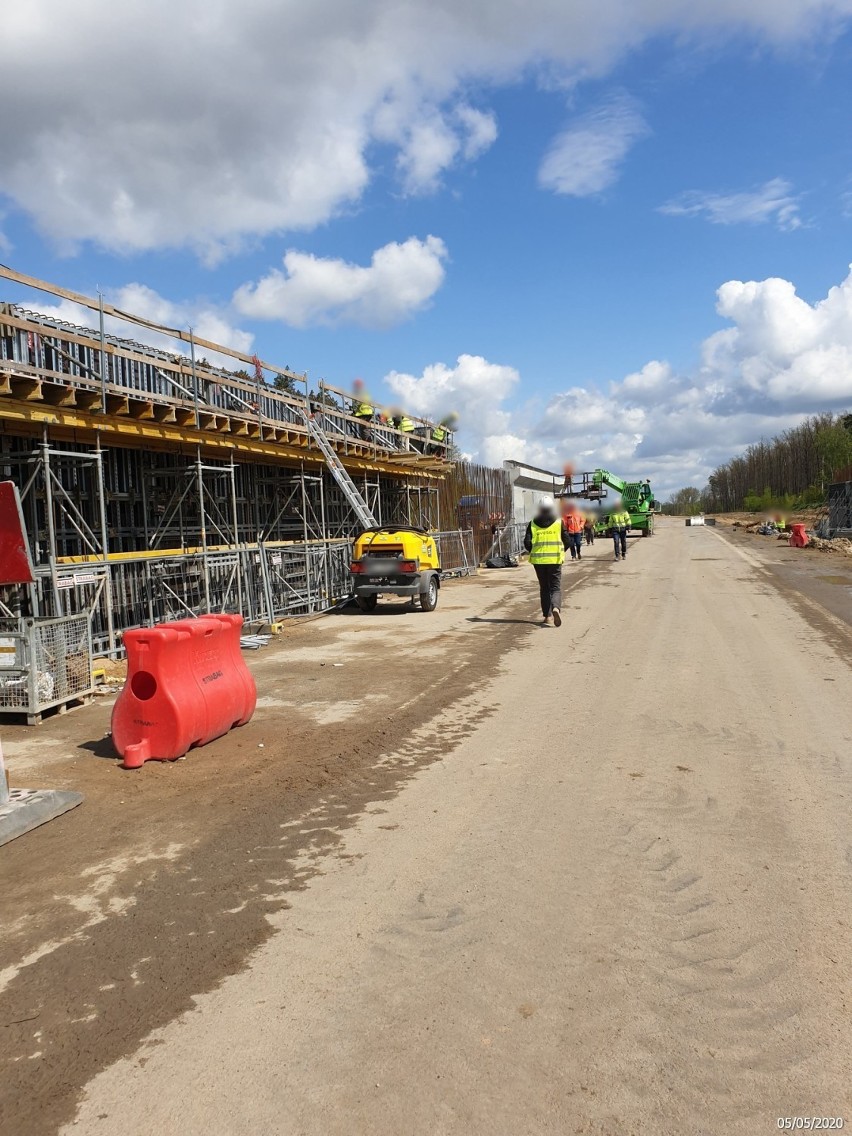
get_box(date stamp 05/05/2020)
[776,1121,845,1131]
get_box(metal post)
[319,469,330,601]
[189,328,199,422]
[196,449,211,614]
[41,437,61,616]
[255,357,263,439]
[0,738,9,807]
[98,290,107,414]
[259,545,275,626]
[300,466,314,612]
[94,436,117,655]
[228,456,243,617]
[140,459,151,549]
[144,561,155,627]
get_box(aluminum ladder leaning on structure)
[299,411,379,530]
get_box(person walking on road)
[610,502,631,562]
[562,504,585,561]
[524,495,570,626]
[583,517,596,546]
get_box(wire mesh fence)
[484,522,528,561]
[827,480,852,536]
[433,529,476,577]
[68,541,354,651]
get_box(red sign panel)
[0,481,36,585]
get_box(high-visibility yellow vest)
[354,402,373,418]
[431,425,447,442]
[612,511,631,528]
[529,519,565,565]
[399,416,415,432]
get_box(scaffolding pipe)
[196,449,211,614]
[41,437,61,614]
[300,468,314,611]
[189,328,199,421]
[95,436,117,655]
[98,290,107,414]
[228,457,243,616]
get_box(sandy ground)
[2,520,851,1135]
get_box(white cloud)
[702,272,852,405]
[1,2,847,256]
[456,106,499,161]
[659,177,804,230]
[233,236,447,328]
[15,286,254,370]
[538,96,650,196]
[394,266,852,497]
[112,285,255,362]
[383,104,499,195]
[385,353,520,437]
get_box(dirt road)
[3,521,852,1134]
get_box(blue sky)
[2,1,852,494]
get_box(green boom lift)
[557,469,659,537]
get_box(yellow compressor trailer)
[349,528,441,612]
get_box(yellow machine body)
[352,528,440,570]
[349,528,442,612]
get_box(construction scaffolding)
[0,269,488,654]
[0,433,457,653]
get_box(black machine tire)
[419,575,439,612]
[356,594,378,612]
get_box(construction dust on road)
[2,519,851,1135]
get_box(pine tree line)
[665,410,852,514]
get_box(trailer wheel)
[356,595,378,612]
[420,576,439,612]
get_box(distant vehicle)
[456,495,506,534]
[558,469,659,537]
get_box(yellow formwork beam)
[0,399,444,480]
[56,537,350,565]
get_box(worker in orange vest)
[562,503,586,561]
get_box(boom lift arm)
[557,468,658,536]
[557,468,625,501]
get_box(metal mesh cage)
[0,615,94,720]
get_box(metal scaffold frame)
[0,273,504,655]
[0,434,462,655]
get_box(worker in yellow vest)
[426,422,447,456]
[352,397,374,441]
[523,495,570,626]
[610,502,632,562]
[394,413,416,451]
[350,379,374,441]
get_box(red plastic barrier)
[0,481,36,585]
[111,614,256,769]
[789,523,809,548]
